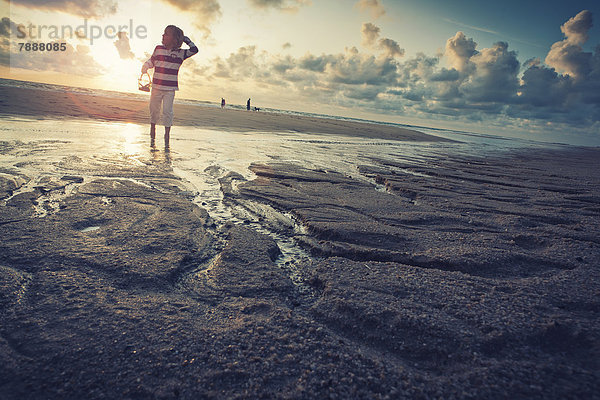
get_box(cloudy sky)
[1,0,599,143]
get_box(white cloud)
[247,0,312,13]
[545,11,594,79]
[561,10,593,45]
[545,40,593,78]
[161,0,222,37]
[355,0,386,19]
[445,31,477,73]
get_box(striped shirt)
[142,39,198,91]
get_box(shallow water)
[0,116,575,279]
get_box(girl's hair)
[165,25,184,49]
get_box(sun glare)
[93,52,141,94]
[115,122,146,155]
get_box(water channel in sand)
[0,117,569,287]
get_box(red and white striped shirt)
[142,39,198,91]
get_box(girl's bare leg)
[150,123,156,147]
[164,126,171,148]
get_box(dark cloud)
[325,47,398,86]
[429,68,460,82]
[114,32,134,60]
[343,84,381,101]
[298,53,337,72]
[517,64,572,108]
[207,46,276,82]
[523,57,541,69]
[399,53,438,83]
[8,0,117,18]
[460,41,520,103]
[420,14,598,129]
[161,0,221,36]
[401,91,424,102]
[272,55,295,73]
[361,22,380,47]
[0,17,19,37]
[226,45,259,76]
[361,23,404,58]
[0,18,19,67]
[378,38,404,58]
[247,0,312,13]
[355,0,385,19]
[0,19,12,67]
[212,60,231,79]
[585,44,600,103]
[395,53,443,102]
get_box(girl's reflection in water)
[150,144,171,165]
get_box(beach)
[0,85,442,141]
[1,83,599,399]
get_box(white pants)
[149,88,175,127]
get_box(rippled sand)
[1,110,599,398]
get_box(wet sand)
[0,86,599,399]
[0,85,445,142]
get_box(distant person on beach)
[247,98,251,111]
[141,25,198,148]
[221,98,225,109]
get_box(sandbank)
[0,85,447,142]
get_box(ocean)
[0,77,586,149]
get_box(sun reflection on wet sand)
[0,116,523,202]
[1,115,561,210]
[115,122,147,157]
[0,117,149,160]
